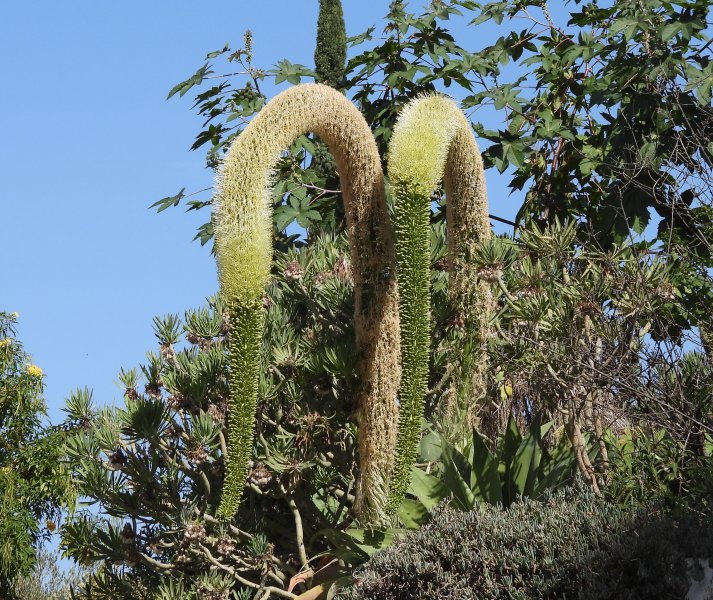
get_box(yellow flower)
[0,339,11,348]
[26,364,43,377]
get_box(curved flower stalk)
[214,84,400,522]
[385,95,492,513]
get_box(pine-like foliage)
[314,0,346,88]
[61,235,390,597]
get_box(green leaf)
[316,527,399,558]
[510,423,542,498]
[313,529,370,562]
[536,434,577,494]
[273,194,321,231]
[193,221,213,245]
[419,430,442,461]
[206,43,230,59]
[398,498,430,529]
[609,17,638,40]
[470,429,503,505]
[441,443,476,510]
[500,415,522,465]
[150,188,186,213]
[167,64,213,99]
[660,22,682,42]
[272,59,315,85]
[408,466,448,510]
[347,27,374,46]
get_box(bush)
[339,481,713,600]
[13,545,90,600]
[60,236,368,597]
[0,312,73,598]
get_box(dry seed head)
[120,523,134,543]
[283,260,304,281]
[108,449,127,470]
[216,536,235,556]
[124,387,140,401]
[207,403,225,422]
[332,255,352,281]
[184,521,207,543]
[160,343,175,361]
[248,462,272,488]
[187,446,209,465]
[313,271,332,286]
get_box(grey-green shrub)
[339,481,713,600]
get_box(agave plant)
[398,417,587,528]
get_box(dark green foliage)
[464,0,713,335]
[312,0,348,230]
[603,350,713,514]
[155,3,480,237]
[340,482,713,600]
[0,312,73,599]
[61,236,369,597]
[606,424,713,515]
[478,219,713,491]
[315,0,346,88]
[159,1,713,308]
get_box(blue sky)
[0,1,571,425]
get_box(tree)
[61,260,375,597]
[0,311,73,599]
[14,546,90,600]
[315,0,347,88]
[461,0,712,341]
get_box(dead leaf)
[288,568,314,593]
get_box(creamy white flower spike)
[386,94,492,514]
[214,84,400,523]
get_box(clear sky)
[0,1,569,425]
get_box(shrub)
[0,312,73,598]
[61,235,381,597]
[340,481,713,600]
